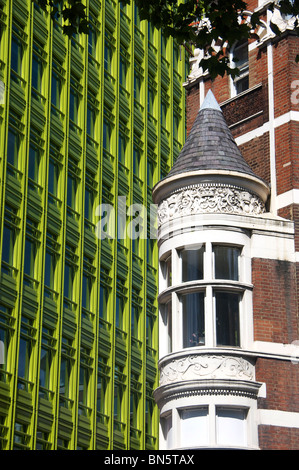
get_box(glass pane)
[60,356,71,398]
[79,366,89,406]
[39,347,51,389]
[67,174,77,210]
[214,246,240,280]
[32,49,43,93]
[2,223,15,267]
[116,294,124,329]
[24,237,36,278]
[28,143,41,183]
[182,292,205,347]
[216,408,247,447]
[233,40,248,70]
[96,374,107,414]
[82,273,92,311]
[48,158,59,196]
[7,127,20,168]
[51,69,62,109]
[18,337,31,381]
[64,262,75,301]
[180,408,208,448]
[44,249,56,289]
[236,76,249,95]
[182,247,204,282]
[215,292,240,346]
[11,33,23,77]
[99,285,108,320]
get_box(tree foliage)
[33,0,299,78]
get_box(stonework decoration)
[159,354,254,386]
[157,183,266,226]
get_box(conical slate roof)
[167,90,257,179]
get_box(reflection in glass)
[215,292,240,346]
[182,292,205,348]
[214,246,240,281]
[182,246,204,282]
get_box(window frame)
[230,39,249,97]
[159,240,250,353]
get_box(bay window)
[162,405,249,449]
[160,242,247,352]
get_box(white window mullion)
[205,285,214,348]
[209,404,216,447]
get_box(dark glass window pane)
[69,85,79,124]
[48,158,59,196]
[7,127,20,168]
[51,68,62,109]
[79,366,90,406]
[11,33,23,77]
[182,247,204,282]
[28,143,40,183]
[18,337,31,380]
[64,262,75,301]
[82,273,92,311]
[39,346,52,389]
[182,292,205,347]
[131,305,140,338]
[99,285,108,320]
[44,249,56,289]
[236,76,249,94]
[24,237,36,278]
[214,246,240,281]
[67,174,77,210]
[103,119,111,152]
[116,294,125,329]
[215,292,240,346]
[97,373,107,414]
[2,223,15,266]
[119,52,127,87]
[60,355,71,398]
[104,40,112,73]
[32,48,43,93]
[118,133,126,164]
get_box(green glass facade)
[0,0,186,450]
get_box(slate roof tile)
[167,90,258,180]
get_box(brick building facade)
[153,1,299,450]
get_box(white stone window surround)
[159,397,259,450]
[158,229,253,356]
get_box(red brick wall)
[258,426,299,450]
[256,358,299,449]
[239,132,271,185]
[256,358,299,413]
[252,258,298,344]
[186,83,199,137]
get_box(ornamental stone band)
[157,183,266,226]
[159,354,255,386]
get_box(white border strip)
[257,409,299,428]
[235,111,299,146]
[276,189,299,210]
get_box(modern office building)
[153,1,299,450]
[0,0,187,450]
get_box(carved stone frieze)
[157,183,266,226]
[159,354,254,386]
